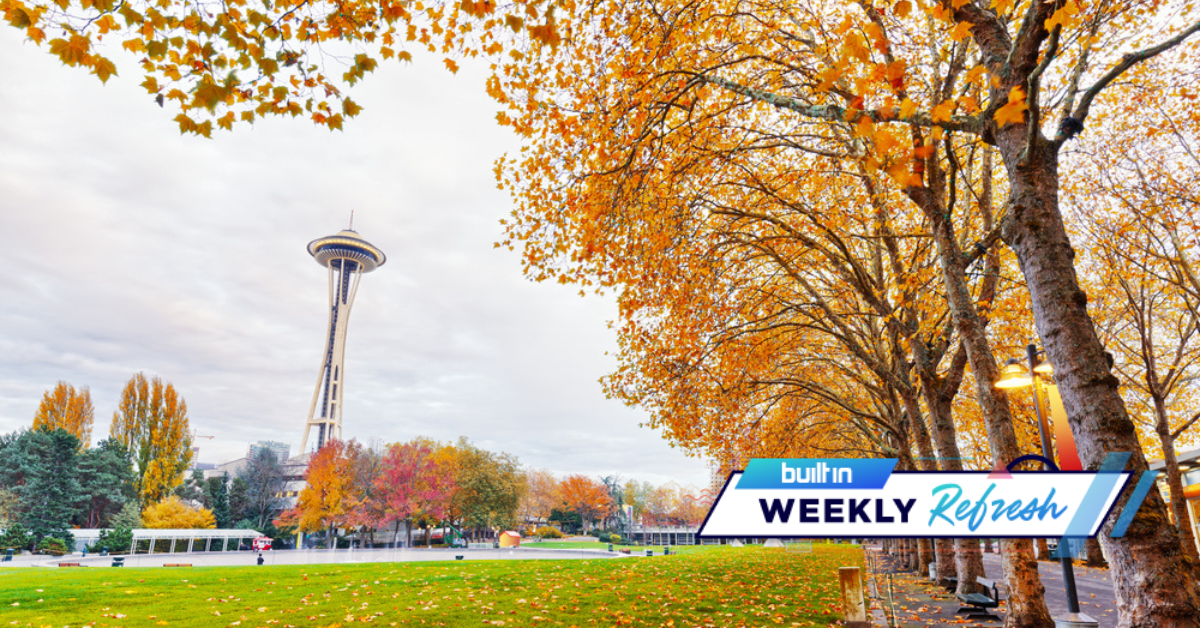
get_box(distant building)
[248,440,291,462]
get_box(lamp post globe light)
[299,226,386,453]
[996,343,1098,628]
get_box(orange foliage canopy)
[282,439,354,535]
[557,474,612,527]
[32,381,93,448]
[0,0,566,135]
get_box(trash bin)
[111,557,125,567]
[645,549,653,556]
[2,549,13,562]
[607,544,613,552]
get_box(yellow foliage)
[142,496,216,529]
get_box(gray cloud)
[0,30,711,488]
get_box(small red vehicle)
[252,536,273,551]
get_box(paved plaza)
[868,549,1119,627]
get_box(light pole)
[996,343,1098,628]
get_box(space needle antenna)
[349,209,354,231]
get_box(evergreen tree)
[175,468,207,505]
[11,429,82,543]
[109,501,143,529]
[228,476,250,525]
[76,438,136,528]
[206,475,231,528]
[238,448,287,530]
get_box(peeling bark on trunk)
[1035,538,1050,561]
[999,134,1200,626]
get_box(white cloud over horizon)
[0,29,713,489]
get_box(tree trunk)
[1154,396,1200,561]
[913,186,1052,627]
[984,537,994,554]
[1084,537,1107,569]
[1036,538,1050,561]
[999,137,1200,626]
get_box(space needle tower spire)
[300,218,386,452]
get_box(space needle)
[300,222,386,452]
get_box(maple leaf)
[92,57,117,83]
[1045,0,1081,31]
[994,86,1029,127]
[931,99,956,122]
[990,0,1016,14]
[949,21,973,42]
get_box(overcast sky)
[0,29,712,488]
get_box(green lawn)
[0,544,863,627]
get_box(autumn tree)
[32,381,93,447]
[444,438,524,540]
[519,468,561,527]
[558,475,613,530]
[344,442,385,546]
[1070,87,1200,560]
[142,495,216,529]
[110,373,193,505]
[0,0,562,135]
[375,438,455,547]
[483,0,1200,621]
[279,439,354,546]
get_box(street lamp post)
[997,343,1098,628]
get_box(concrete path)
[867,550,1118,627]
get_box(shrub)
[585,528,603,538]
[87,527,133,555]
[36,537,68,556]
[534,526,564,539]
[597,531,612,543]
[143,496,216,529]
[610,534,622,544]
[0,522,31,552]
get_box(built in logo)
[781,461,853,485]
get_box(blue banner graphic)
[737,458,896,490]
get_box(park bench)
[619,549,631,555]
[955,576,1002,621]
[58,562,83,567]
[164,563,192,567]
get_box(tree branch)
[1059,20,1200,142]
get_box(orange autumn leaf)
[994,86,1029,127]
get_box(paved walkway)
[866,550,1118,627]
